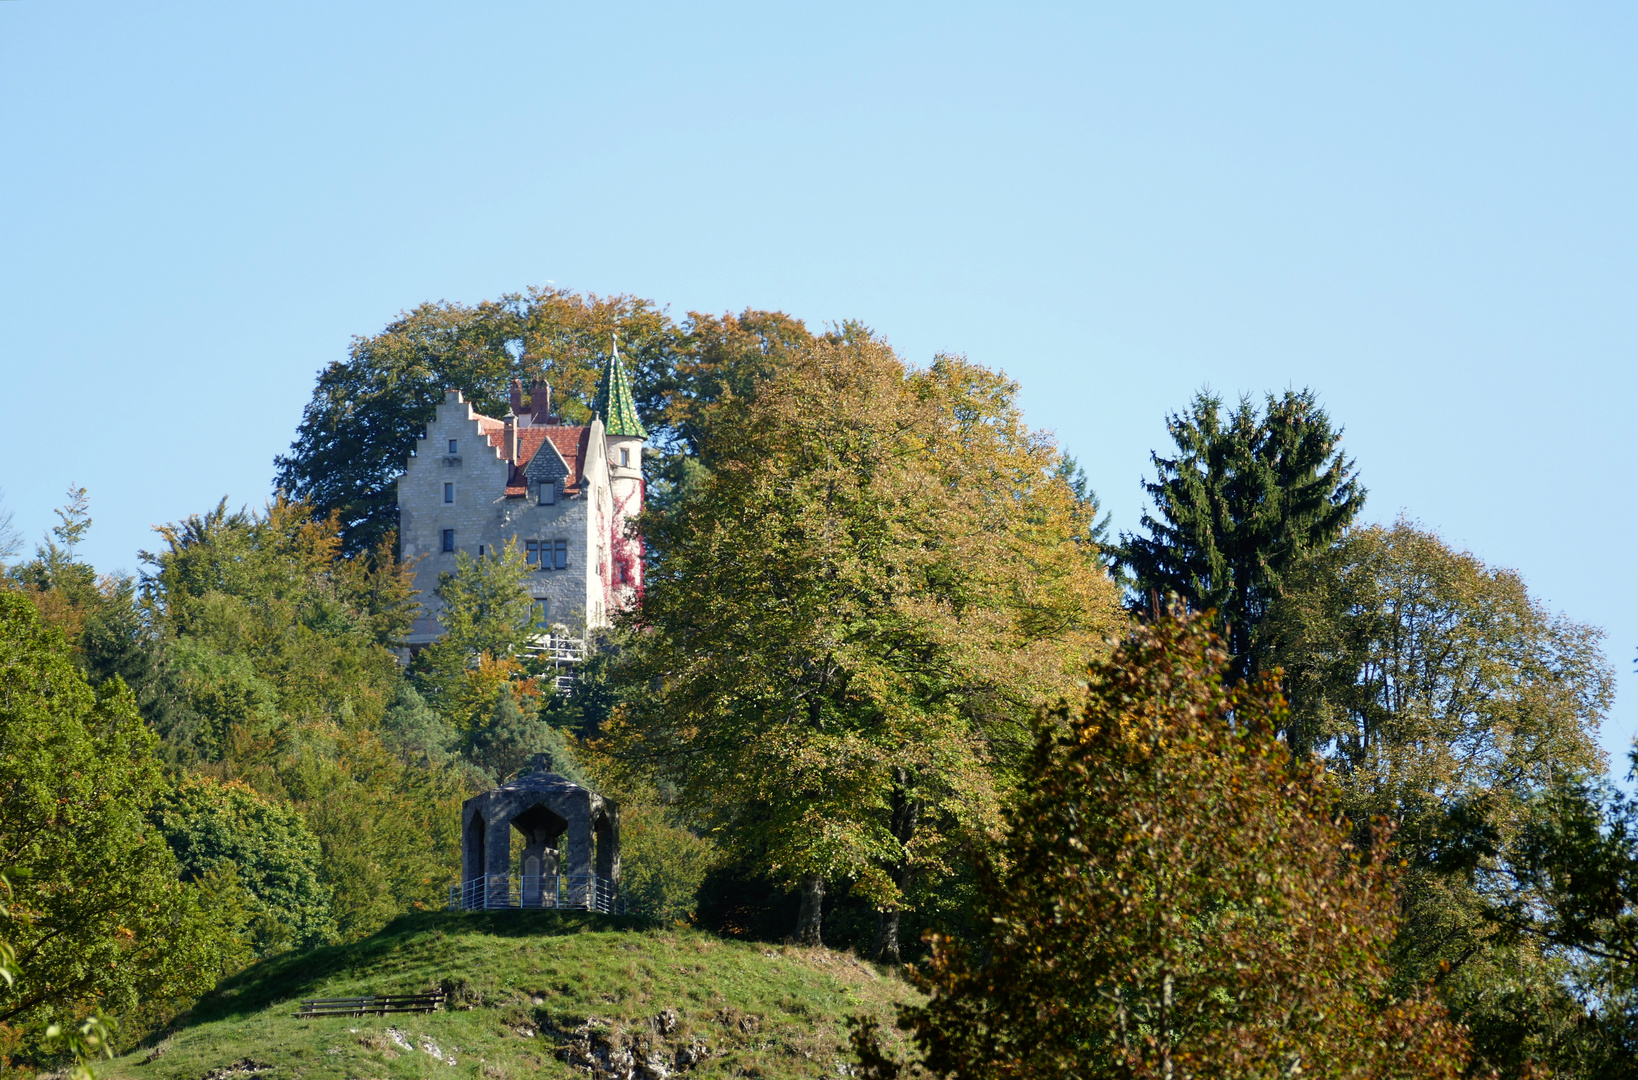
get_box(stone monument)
[455,754,621,912]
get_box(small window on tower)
[444,482,454,504]
[442,529,455,553]
[620,448,629,468]
[448,439,458,454]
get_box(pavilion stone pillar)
[596,810,619,882]
[460,808,487,908]
[560,792,592,909]
[562,795,594,878]
[485,815,512,908]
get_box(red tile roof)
[504,425,592,497]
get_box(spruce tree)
[1119,388,1364,681]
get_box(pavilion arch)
[458,754,620,910]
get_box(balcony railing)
[522,633,586,694]
[447,873,623,915]
[523,633,585,662]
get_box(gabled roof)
[594,340,648,440]
[500,425,593,498]
[523,434,571,484]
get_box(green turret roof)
[595,337,648,440]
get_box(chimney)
[530,381,552,425]
[503,414,518,463]
[509,379,525,417]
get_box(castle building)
[398,345,648,647]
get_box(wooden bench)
[295,991,446,1018]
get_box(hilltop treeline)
[1,289,1629,1077]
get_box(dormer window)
[539,481,556,505]
[448,439,458,454]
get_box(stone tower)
[595,337,647,611]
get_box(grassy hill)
[104,911,920,1080]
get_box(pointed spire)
[595,333,648,440]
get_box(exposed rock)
[547,1014,710,1080]
[201,1059,272,1080]
[419,1034,457,1065]
[639,1049,671,1080]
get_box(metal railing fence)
[447,873,623,915]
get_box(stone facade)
[397,350,646,647]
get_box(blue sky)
[3,2,1634,764]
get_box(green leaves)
[274,288,683,555]
[610,333,1122,947]
[137,498,467,946]
[152,774,335,956]
[0,591,235,1036]
[868,612,1469,1080]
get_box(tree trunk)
[871,770,921,965]
[795,875,825,946]
[871,908,901,964]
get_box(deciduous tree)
[1266,520,1614,1075]
[855,611,1469,1080]
[140,498,464,940]
[0,591,232,1035]
[152,775,335,956]
[609,332,1123,952]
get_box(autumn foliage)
[855,611,1471,1079]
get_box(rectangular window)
[553,540,568,570]
[534,600,549,628]
[442,529,455,553]
[478,545,485,557]
[526,541,539,566]
[539,481,555,505]
[620,448,629,467]
[444,482,454,504]
[448,439,458,454]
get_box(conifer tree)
[1120,388,1364,681]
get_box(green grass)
[104,911,920,1080]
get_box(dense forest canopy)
[1,286,1629,1079]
